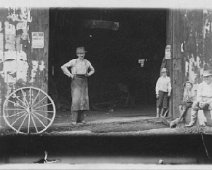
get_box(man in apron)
[61,47,95,124]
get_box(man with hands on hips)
[61,46,95,125]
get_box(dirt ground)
[46,107,212,135]
[47,117,210,136]
[0,106,212,136]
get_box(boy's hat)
[161,68,167,73]
[203,69,212,77]
[76,47,87,54]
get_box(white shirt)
[196,81,212,101]
[155,76,171,95]
[183,88,195,102]
[62,59,94,75]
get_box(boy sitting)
[169,81,195,128]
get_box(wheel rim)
[3,87,56,134]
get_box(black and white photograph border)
[1,0,212,169]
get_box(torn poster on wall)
[32,32,44,48]
[0,33,3,50]
[0,50,3,61]
[0,51,29,84]
[4,21,16,50]
[0,22,3,32]
[7,7,32,22]
[16,21,30,41]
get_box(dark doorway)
[49,8,167,121]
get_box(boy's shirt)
[155,76,171,95]
[183,88,195,103]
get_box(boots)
[77,111,86,124]
[170,118,181,128]
[71,111,78,125]
[185,109,197,127]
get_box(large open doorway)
[49,8,167,123]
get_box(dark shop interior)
[48,8,167,115]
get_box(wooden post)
[170,9,186,119]
[0,8,49,128]
[166,10,173,117]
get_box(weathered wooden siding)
[169,10,185,118]
[0,8,49,127]
[171,9,212,118]
[203,10,212,70]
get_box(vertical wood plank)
[0,8,49,128]
[171,9,185,118]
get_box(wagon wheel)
[3,87,56,134]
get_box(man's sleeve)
[168,77,172,94]
[155,78,160,95]
[62,60,74,68]
[87,60,95,72]
[61,60,74,77]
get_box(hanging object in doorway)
[84,20,119,31]
[138,59,145,67]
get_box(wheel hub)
[26,107,32,114]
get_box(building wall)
[171,9,212,118]
[0,8,49,127]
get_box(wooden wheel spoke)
[11,113,27,126]
[27,114,31,133]
[31,112,47,128]
[21,88,29,107]
[17,114,28,132]
[33,111,52,121]
[31,90,41,106]
[7,100,26,109]
[31,114,39,133]
[32,96,47,108]
[5,108,26,111]
[33,110,54,113]
[29,88,32,106]
[7,110,26,118]
[14,96,27,108]
[33,103,52,110]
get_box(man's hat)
[161,68,167,73]
[76,47,87,54]
[203,69,212,77]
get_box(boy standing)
[155,68,171,117]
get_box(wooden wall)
[171,9,212,118]
[0,8,49,127]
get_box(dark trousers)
[157,91,169,109]
[179,102,193,120]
